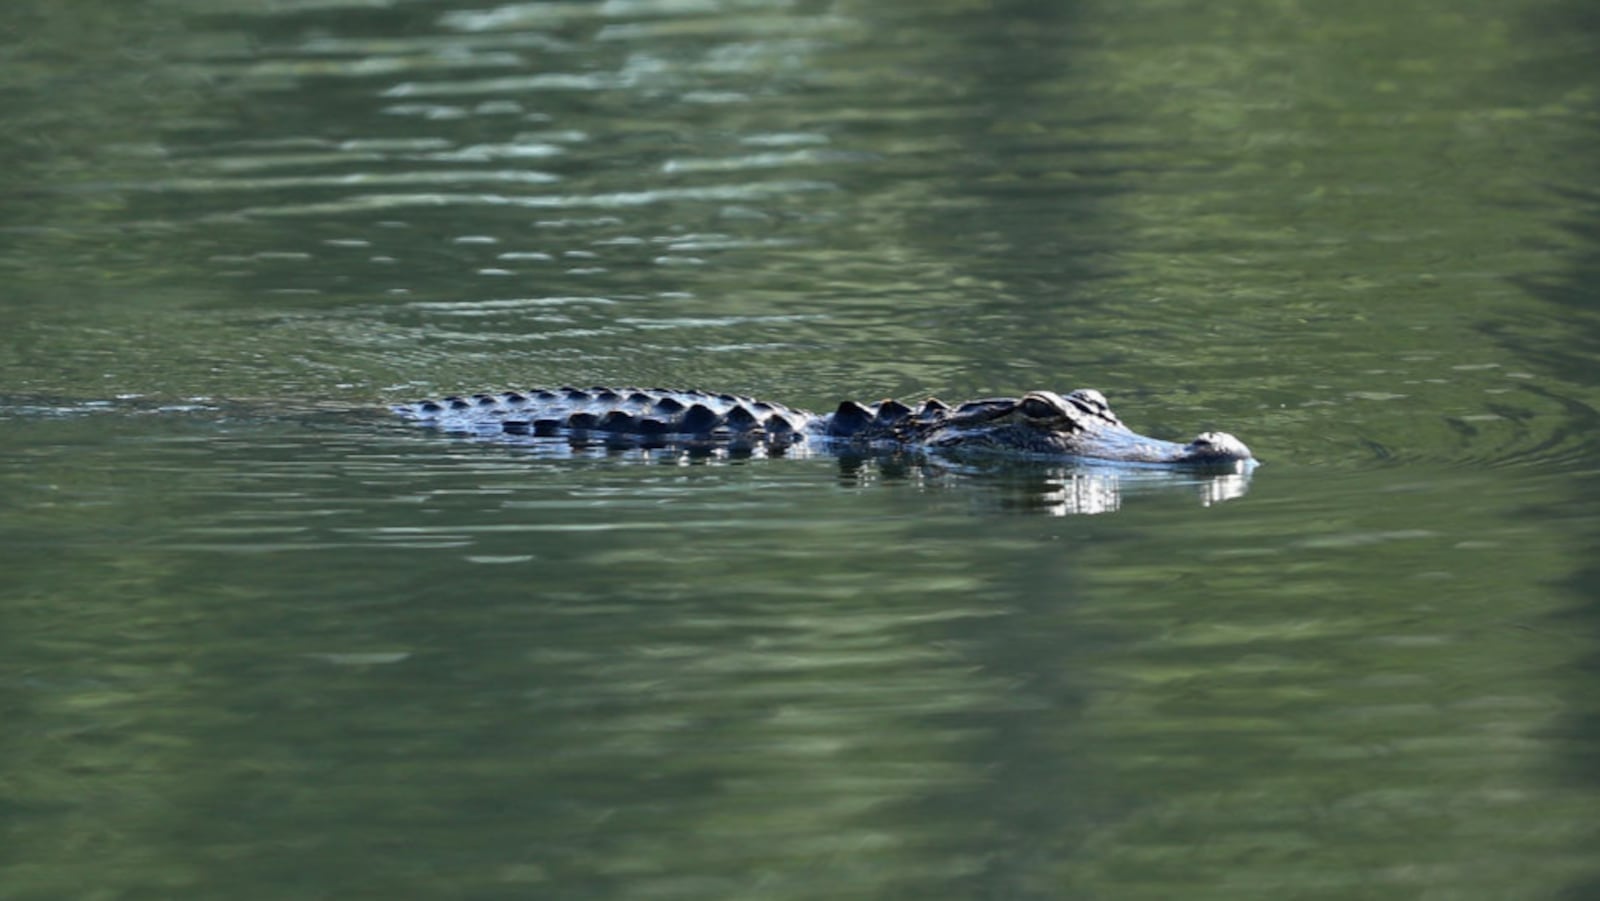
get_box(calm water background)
[3,0,1599,898]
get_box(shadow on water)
[1503,3,1600,898]
[876,0,1136,386]
[836,0,1139,893]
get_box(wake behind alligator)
[394,385,1256,470]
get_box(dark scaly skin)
[394,387,819,447]
[393,386,1255,467]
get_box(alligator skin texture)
[393,385,1256,467]
[394,387,821,446]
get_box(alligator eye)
[1019,396,1060,419]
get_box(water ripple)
[224,181,835,217]
[383,72,631,96]
[91,170,563,193]
[661,149,869,173]
[439,0,789,32]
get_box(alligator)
[393,386,1256,468]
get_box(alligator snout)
[1185,431,1255,465]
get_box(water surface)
[3,0,1599,898]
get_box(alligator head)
[918,389,1256,467]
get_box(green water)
[3,0,1598,898]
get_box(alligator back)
[393,386,821,447]
[394,384,1256,467]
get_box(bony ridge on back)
[394,385,1256,469]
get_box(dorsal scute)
[827,400,875,437]
[874,399,913,424]
[678,403,724,434]
[724,404,761,431]
[418,387,819,440]
[635,417,672,436]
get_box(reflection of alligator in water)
[0,388,1255,515]
[394,385,1256,469]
